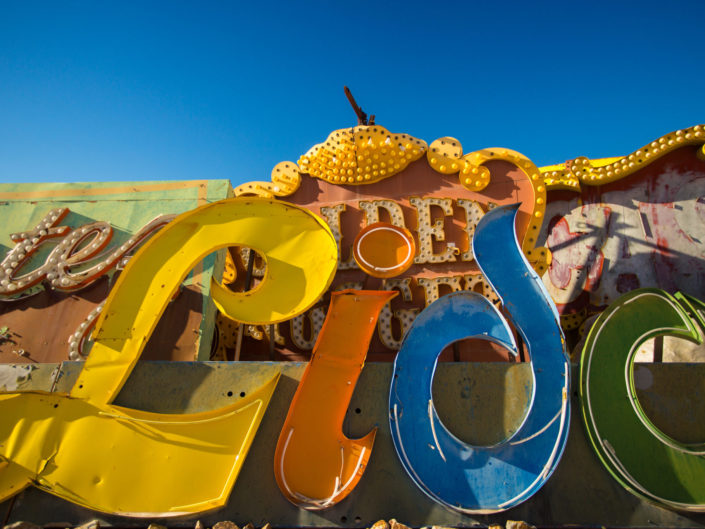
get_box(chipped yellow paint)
[541,125,705,191]
[297,125,427,184]
[0,198,338,516]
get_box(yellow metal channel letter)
[0,198,338,517]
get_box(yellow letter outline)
[0,198,338,517]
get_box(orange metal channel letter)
[274,289,397,509]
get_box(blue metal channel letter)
[389,204,570,514]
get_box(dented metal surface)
[274,290,395,509]
[580,288,705,511]
[4,361,705,528]
[389,204,570,513]
[0,198,339,516]
[0,376,280,516]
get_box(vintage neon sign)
[0,208,175,296]
[274,221,413,509]
[234,125,705,355]
[232,127,552,357]
[2,124,704,518]
[0,198,338,516]
[0,194,701,518]
[580,288,705,511]
[0,208,180,360]
[275,290,395,509]
[390,204,570,513]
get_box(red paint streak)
[546,216,575,289]
[546,206,609,315]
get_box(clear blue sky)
[1,1,703,186]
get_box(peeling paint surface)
[0,180,232,363]
[540,151,705,323]
[0,365,36,391]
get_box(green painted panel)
[0,180,232,360]
[580,289,705,511]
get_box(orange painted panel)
[274,290,396,509]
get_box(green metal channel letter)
[580,288,705,511]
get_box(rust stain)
[0,277,203,363]
[229,158,536,362]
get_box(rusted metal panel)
[539,147,705,332]
[0,279,204,363]
[0,180,232,364]
[231,158,538,363]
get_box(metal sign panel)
[389,205,570,513]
